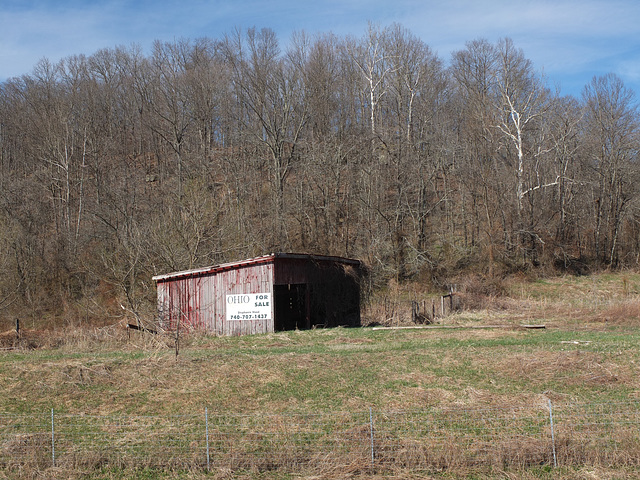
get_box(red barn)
[152,253,362,336]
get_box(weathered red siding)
[156,274,216,332]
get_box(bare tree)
[182,37,229,162]
[451,39,504,268]
[347,23,395,138]
[490,39,555,262]
[582,74,640,266]
[133,40,194,199]
[548,96,582,252]
[223,28,309,248]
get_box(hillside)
[1,25,639,328]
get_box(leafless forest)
[1,24,639,325]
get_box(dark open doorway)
[274,284,309,331]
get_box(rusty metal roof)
[152,253,361,283]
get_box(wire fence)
[2,400,640,474]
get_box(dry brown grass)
[491,349,631,389]
[2,272,640,478]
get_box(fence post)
[548,399,557,467]
[369,407,375,472]
[51,408,56,467]
[205,407,210,471]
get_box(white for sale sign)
[226,293,272,321]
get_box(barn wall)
[157,261,275,335]
[214,262,274,336]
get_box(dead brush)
[48,318,177,354]
[374,438,432,471]
[0,327,42,350]
[376,435,551,473]
[201,412,376,476]
[555,424,640,467]
[54,448,115,471]
[308,450,372,477]
[0,432,51,470]
[454,274,512,311]
[493,436,551,469]
[55,436,206,471]
[595,298,640,325]
[230,449,370,476]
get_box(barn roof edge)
[152,252,361,282]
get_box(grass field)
[1,272,640,478]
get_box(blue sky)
[1,0,639,98]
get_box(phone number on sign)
[229,314,268,320]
